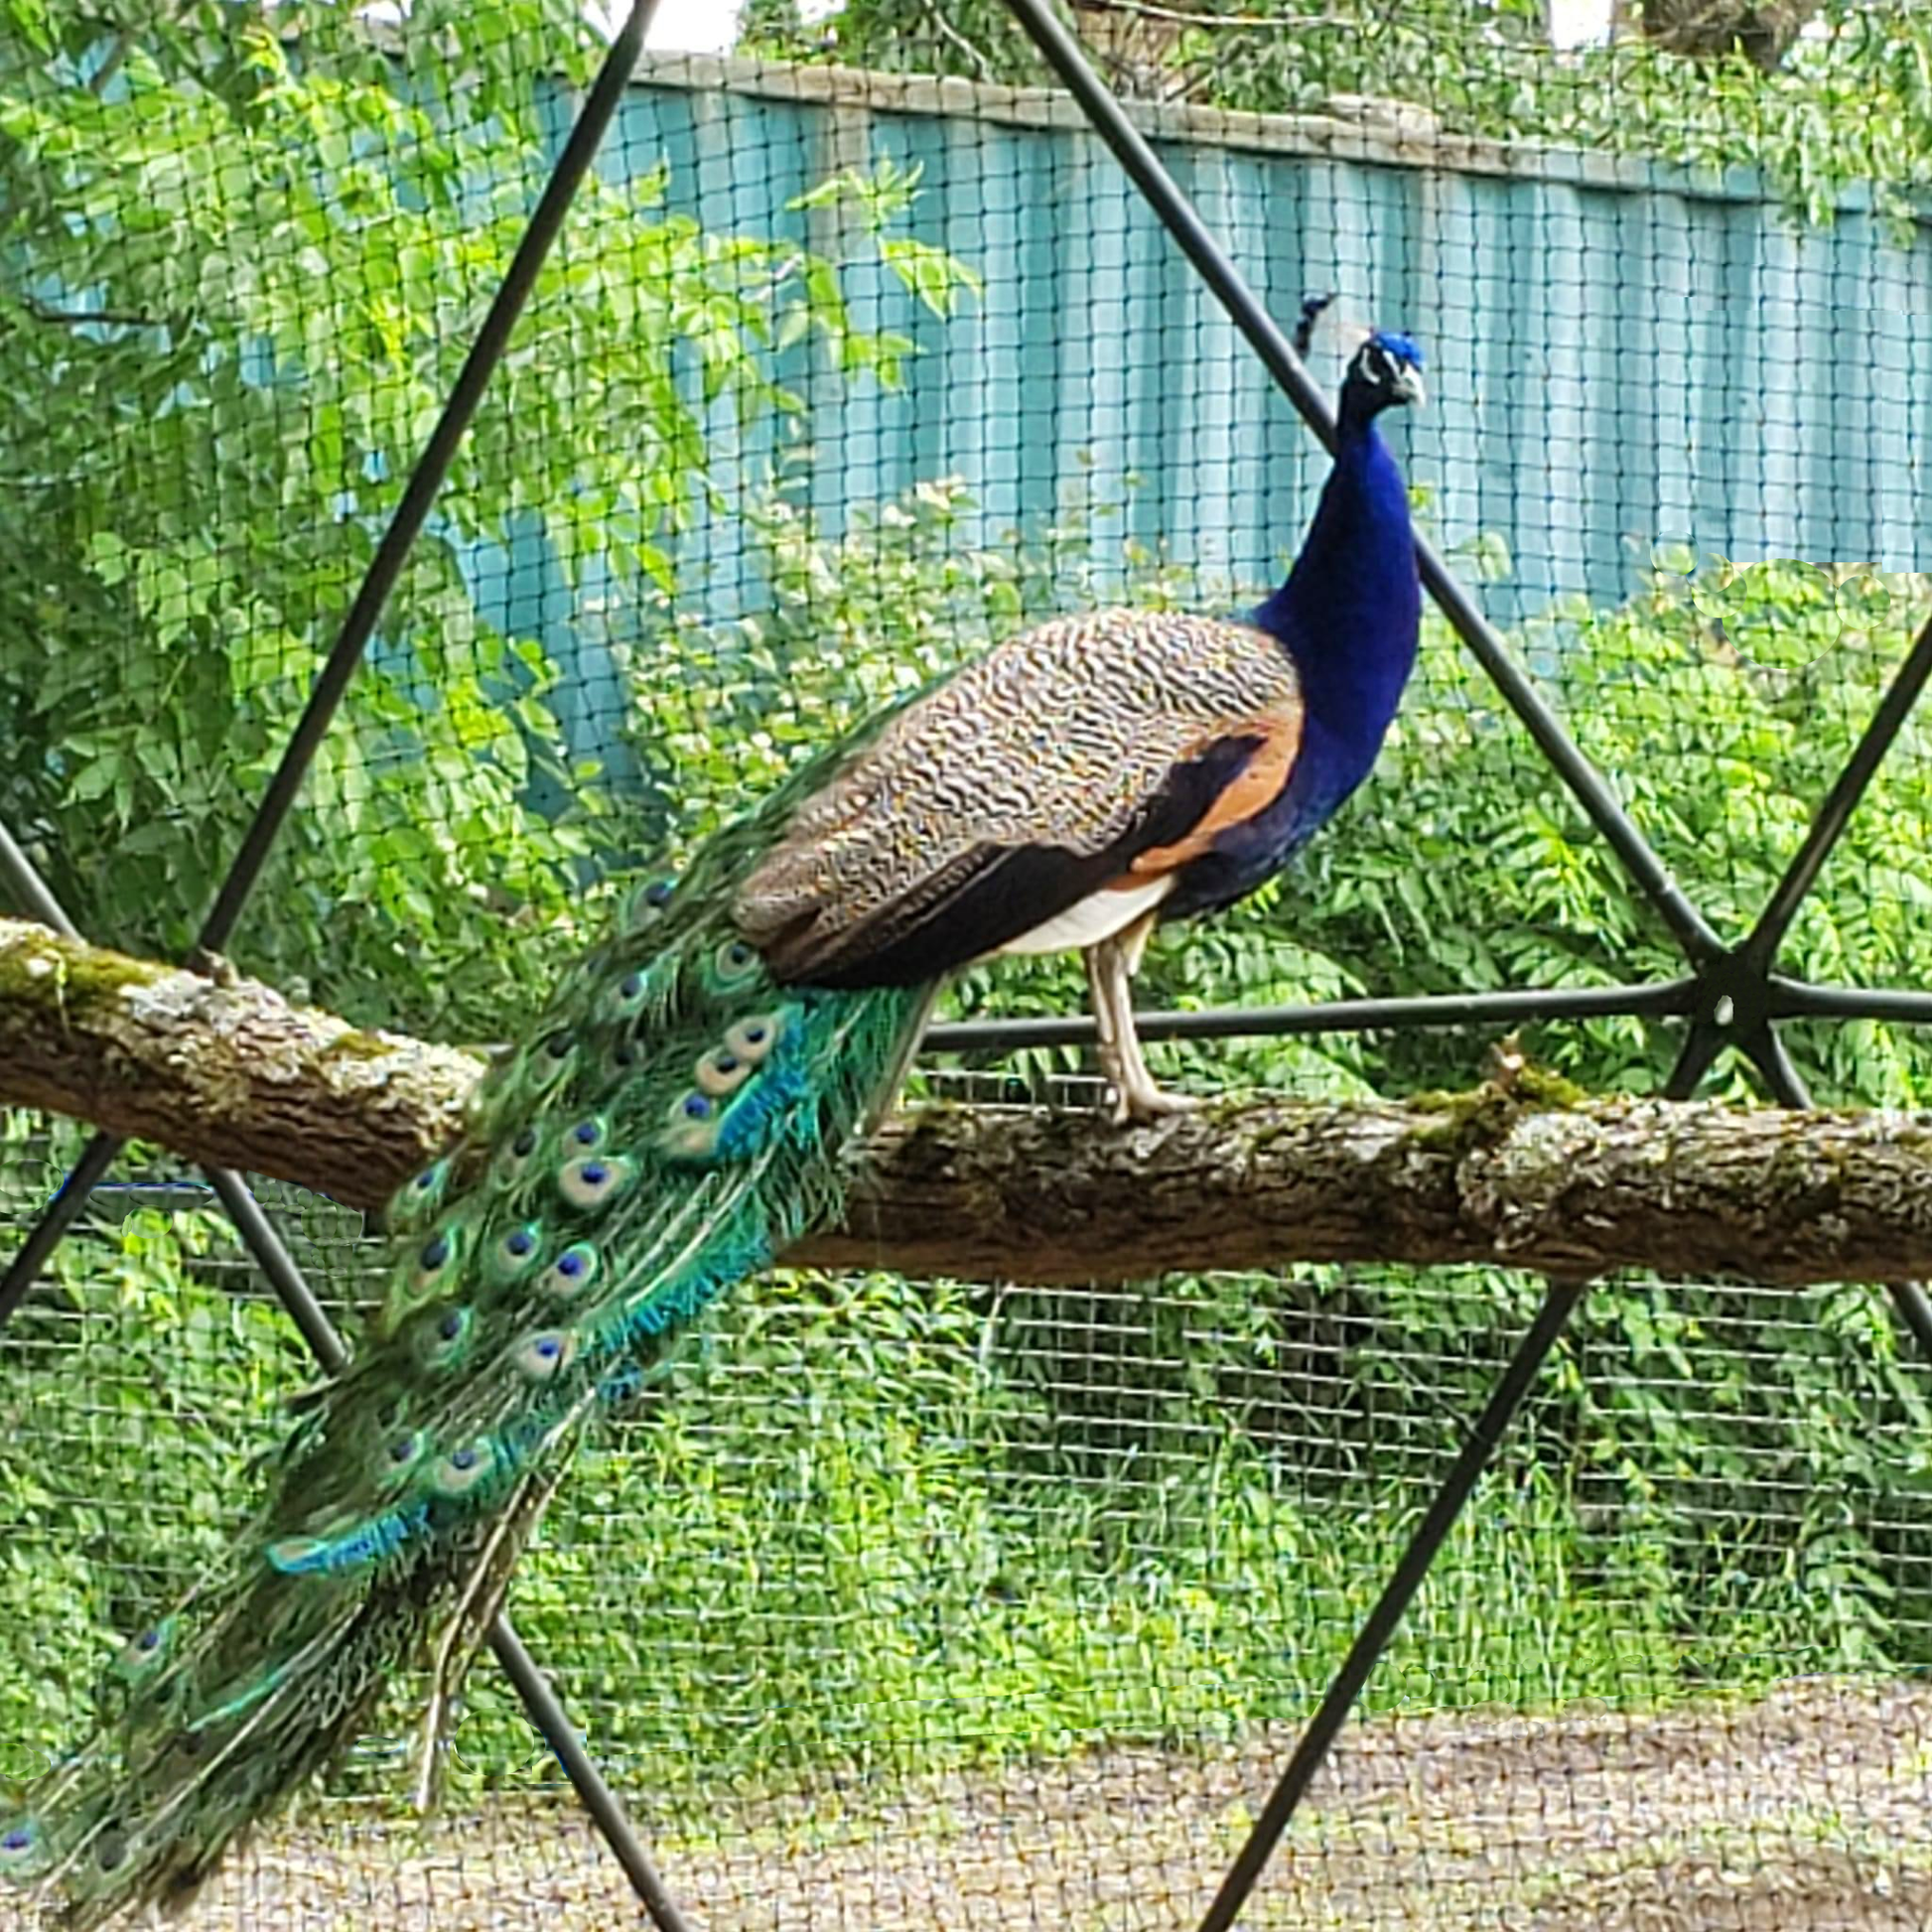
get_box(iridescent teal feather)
[2,743,932,1930]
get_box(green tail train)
[0,758,936,1929]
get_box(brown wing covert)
[734,608,1303,979]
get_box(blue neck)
[1250,403,1420,772]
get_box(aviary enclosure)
[5,0,1932,1926]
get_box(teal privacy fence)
[480,51,1932,788]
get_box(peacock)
[1,324,1423,1927]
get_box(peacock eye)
[430,1439,499,1497]
[724,1013,784,1063]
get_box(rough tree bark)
[4,915,1932,1288]
[1635,0,1825,69]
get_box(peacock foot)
[1108,1076,1202,1126]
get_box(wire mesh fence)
[7,1,1932,1927]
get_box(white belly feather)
[992,874,1175,958]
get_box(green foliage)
[10,1230,1929,1806]
[0,3,973,1036]
[746,0,1932,236]
[1286,554,1932,1105]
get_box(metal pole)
[1,0,668,1329]
[1194,1275,1590,1932]
[0,856,110,1329]
[1769,980,1932,1027]
[926,977,1696,1055]
[0,824,72,934]
[193,0,665,961]
[1660,1020,1725,1103]
[996,0,1722,973]
[488,1620,699,1932]
[207,1171,352,1376]
[1742,607,1932,973]
[1192,986,1731,1927]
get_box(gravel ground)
[8,1676,1932,1930]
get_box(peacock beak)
[1393,363,1425,408]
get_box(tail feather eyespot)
[723,1012,786,1063]
[540,1242,600,1302]
[512,1330,576,1382]
[112,1618,176,1683]
[414,1304,475,1370]
[605,966,652,1025]
[493,1126,543,1186]
[0,1818,49,1878]
[622,876,675,931]
[659,1090,720,1162]
[429,1440,499,1499]
[486,1222,544,1289]
[558,1155,633,1212]
[379,1431,428,1485]
[695,1048,753,1098]
[404,1222,465,1300]
[389,1157,451,1230]
[710,937,763,990]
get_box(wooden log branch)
[0,916,486,1206]
[6,916,1932,1288]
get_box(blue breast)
[1163,412,1421,921]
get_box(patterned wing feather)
[735,609,1303,982]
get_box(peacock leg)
[1084,912,1197,1124]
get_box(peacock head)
[1340,331,1425,420]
